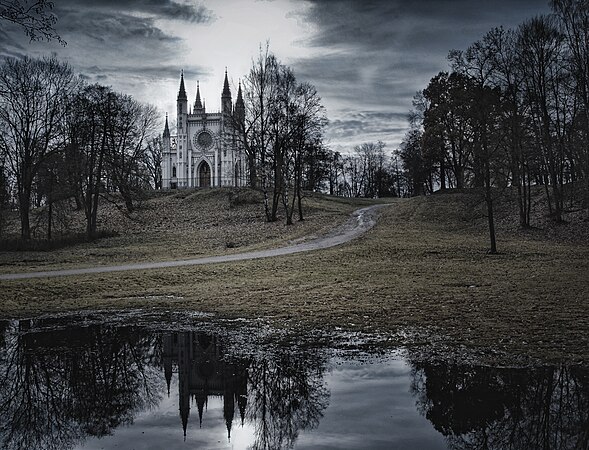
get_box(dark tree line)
[399,0,589,252]
[0,56,161,242]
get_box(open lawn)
[1,189,588,364]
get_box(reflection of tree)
[0,318,332,450]
[410,361,589,449]
[0,319,161,450]
[246,349,330,450]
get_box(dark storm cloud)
[301,0,549,51]
[79,64,210,83]
[291,0,551,150]
[57,10,181,43]
[56,0,214,23]
[327,111,408,144]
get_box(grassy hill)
[1,187,587,364]
[0,188,376,273]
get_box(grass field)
[1,188,587,364]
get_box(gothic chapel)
[161,70,246,189]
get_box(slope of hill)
[0,188,374,274]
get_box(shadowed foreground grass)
[1,191,588,364]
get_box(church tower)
[160,69,247,189]
[221,69,232,115]
[177,71,188,131]
[194,81,204,116]
[235,81,245,125]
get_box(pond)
[0,311,587,450]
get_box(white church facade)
[161,70,246,189]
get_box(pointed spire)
[177,70,187,101]
[235,80,245,122]
[222,68,231,99]
[194,81,202,110]
[197,392,205,428]
[237,80,243,102]
[163,113,170,138]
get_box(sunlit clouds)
[0,0,550,154]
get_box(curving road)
[0,205,386,280]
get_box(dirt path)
[0,205,386,280]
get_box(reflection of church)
[161,71,247,189]
[162,331,248,439]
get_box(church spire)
[177,70,187,102]
[163,113,170,138]
[222,68,231,99]
[235,80,245,123]
[221,68,232,115]
[194,81,202,110]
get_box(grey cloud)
[56,0,214,23]
[325,109,409,151]
[301,0,549,52]
[57,10,181,43]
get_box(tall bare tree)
[105,95,158,212]
[0,56,77,239]
[144,135,163,189]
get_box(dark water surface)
[0,311,587,450]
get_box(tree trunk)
[19,192,31,240]
[47,199,53,241]
[485,161,497,254]
[439,154,446,190]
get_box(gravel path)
[0,205,385,280]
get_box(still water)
[0,311,587,450]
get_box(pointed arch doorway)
[198,161,211,188]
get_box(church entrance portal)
[198,162,211,188]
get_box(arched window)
[172,166,177,178]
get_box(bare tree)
[66,84,112,239]
[144,135,163,189]
[518,15,568,222]
[0,56,77,239]
[105,95,158,212]
[0,0,64,44]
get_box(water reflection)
[410,361,589,449]
[0,315,587,449]
[163,329,329,448]
[0,317,329,450]
[0,318,162,450]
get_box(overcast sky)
[0,0,551,154]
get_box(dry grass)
[1,189,588,364]
[0,188,368,274]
